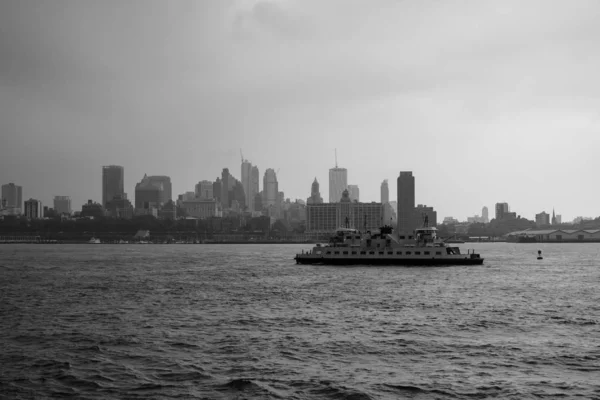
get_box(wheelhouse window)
[343,251,348,254]
[396,251,402,255]
[387,251,393,255]
[369,251,375,255]
[415,251,421,255]
[360,251,366,255]
[406,251,411,255]
[334,251,340,254]
[436,251,442,255]
[424,251,430,255]
[399,235,405,239]
[351,251,357,255]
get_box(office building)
[102,165,124,207]
[24,198,42,219]
[307,178,324,204]
[135,174,164,209]
[306,190,383,233]
[195,180,214,200]
[381,180,389,203]
[2,182,23,214]
[221,168,230,208]
[241,159,255,211]
[105,194,133,219]
[347,184,359,202]
[145,176,172,204]
[81,200,105,218]
[397,171,416,233]
[180,198,221,219]
[536,211,550,226]
[329,167,347,203]
[495,202,509,220]
[53,196,72,215]
[482,206,489,223]
[415,204,437,227]
[263,169,278,207]
[251,166,260,206]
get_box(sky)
[1,0,600,222]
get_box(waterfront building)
[105,194,133,219]
[195,180,214,200]
[53,196,72,215]
[135,174,164,209]
[102,165,124,207]
[348,184,359,202]
[556,214,562,224]
[213,178,222,202]
[329,167,347,203]
[536,211,550,226]
[263,169,278,207]
[306,190,383,233]
[1,182,23,214]
[381,180,389,203]
[307,178,323,204]
[81,200,105,218]
[24,198,42,219]
[495,202,509,220]
[482,206,489,223]
[397,171,416,234]
[180,198,221,219]
[415,204,437,227]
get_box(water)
[1,243,599,399]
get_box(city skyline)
[2,1,600,221]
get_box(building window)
[556,235,562,241]
[326,251,331,254]
[379,251,384,255]
[399,235,405,239]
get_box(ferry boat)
[294,224,484,266]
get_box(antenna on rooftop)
[240,149,244,163]
[335,148,338,168]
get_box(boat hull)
[295,255,484,266]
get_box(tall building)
[381,180,389,203]
[495,202,509,220]
[251,166,260,206]
[397,171,416,233]
[306,190,383,232]
[241,159,254,211]
[551,209,556,225]
[347,184,359,202]
[329,167,347,203]
[221,168,230,208]
[263,169,278,207]
[307,178,324,204]
[102,165,124,207]
[135,174,164,209]
[195,180,214,200]
[482,206,489,223]
[536,211,550,226]
[53,196,72,215]
[24,198,42,219]
[145,176,172,204]
[1,182,23,212]
[415,204,437,227]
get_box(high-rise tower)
[241,158,253,211]
[482,206,489,223]
[397,171,415,234]
[102,165,124,207]
[381,179,389,203]
[263,169,278,207]
[1,182,23,212]
[307,178,323,204]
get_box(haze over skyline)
[2,0,600,221]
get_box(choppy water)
[1,243,599,399]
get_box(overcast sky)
[1,0,599,221]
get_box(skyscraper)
[135,174,164,209]
[102,165,124,207]
[241,159,252,211]
[482,206,489,223]
[251,166,260,206]
[495,202,509,220]
[54,196,72,215]
[146,176,172,204]
[221,168,230,207]
[1,182,23,212]
[307,177,323,204]
[397,171,415,234]
[24,198,42,219]
[195,180,214,200]
[381,180,389,203]
[329,167,347,203]
[347,184,359,202]
[263,169,278,207]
